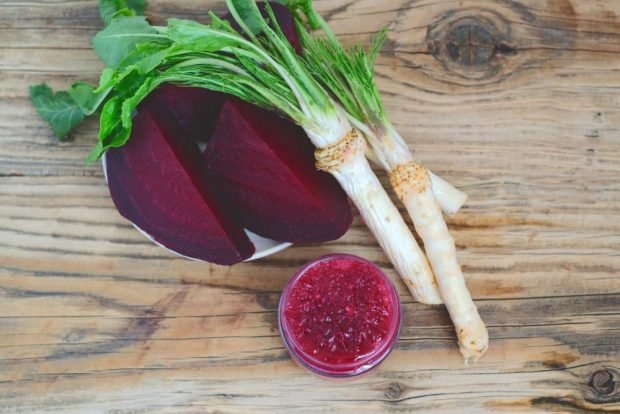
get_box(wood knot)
[384,382,405,400]
[583,367,620,404]
[589,370,616,396]
[315,130,365,173]
[427,12,515,80]
[446,23,495,66]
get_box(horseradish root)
[390,162,488,361]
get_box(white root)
[359,125,486,360]
[390,162,488,361]
[365,147,467,216]
[314,129,442,305]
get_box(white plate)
[102,153,292,262]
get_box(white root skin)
[315,131,443,305]
[391,162,488,362]
[361,123,485,360]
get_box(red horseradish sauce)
[279,254,401,378]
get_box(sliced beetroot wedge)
[148,83,224,142]
[106,103,255,265]
[203,99,352,243]
[224,2,302,54]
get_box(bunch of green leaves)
[31,0,347,163]
[90,0,344,161]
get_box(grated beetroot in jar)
[279,254,401,378]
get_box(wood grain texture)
[1,0,619,412]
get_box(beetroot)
[104,3,343,259]
[148,83,224,142]
[106,101,255,265]
[203,99,352,243]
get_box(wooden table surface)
[1,0,619,412]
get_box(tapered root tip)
[459,337,489,365]
[443,192,468,217]
[427,171,468,216]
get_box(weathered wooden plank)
[0,265,618,411]
[0,0,619,412]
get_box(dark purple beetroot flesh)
[106,101,255,265]
[203,99,352,243]
[148,83,224,142]
[223,2,302,54]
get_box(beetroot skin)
[203,99,352,243]
[106,100,255,265]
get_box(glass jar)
[278,254,402,378]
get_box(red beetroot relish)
[279,254,401,377]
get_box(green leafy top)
[93,16,165,68]
[29,84,86,140]
[99,0,146,26]
[280,0,330,36]
[114,1,351,159]
[87,0,345,159]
